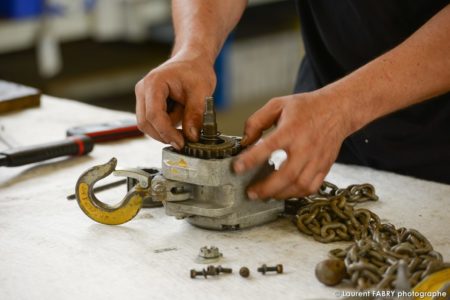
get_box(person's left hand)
[233,91,352,200]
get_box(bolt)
[215,265,232,274]
[190,269,208,279]
[152,182,165,194]
[257,264,283,275]
[206,265,218,276]
[239,267,250,278]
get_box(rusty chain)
[294,181,450,290]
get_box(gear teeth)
[182,136,241,159]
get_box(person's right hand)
[135,49,216,149]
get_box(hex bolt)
[215,265,232,274]
[239,267,250,278]
[190,269,208,279]
[257,264,283,275]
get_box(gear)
[181,97,243,159]
[183,135,241,159]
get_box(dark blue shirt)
[295,0,450,183]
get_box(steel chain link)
[294,181,450,290]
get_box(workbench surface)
[1,96,449,300]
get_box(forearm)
[171,0,247,64]
[325,4,450,134]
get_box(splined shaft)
[201,96,218,143]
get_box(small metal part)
[205,265,232,276]
[126,167,163,208]
[197,246,223,263]
[257,264,283,275]
[190,269,208,279]
[206,265,218,276]
[239,267,250,278]
[215,265,232,274]
[199,246,221,259]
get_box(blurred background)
[0,0,304,135]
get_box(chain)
[294,181,450,291]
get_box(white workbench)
[0,96,449,300]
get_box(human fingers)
[135,80,165,141]
[168,101,184,126]
[241,98,284,146]
[144,75,184,149]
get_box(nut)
[206,265,218,276]
[239,267,250,278]
[198,246,222,260]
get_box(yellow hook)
[75,158,149,225]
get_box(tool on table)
[0,135,93,167]
[66,119,142,143]
[1,118,145,168]
[0,80,40,114]
[74,96,284,228]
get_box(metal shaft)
[216,265,232,274]
[201,96,218,142]
[190,269,207,278]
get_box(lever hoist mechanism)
[75,97,284,230]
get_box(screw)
[190,269,208,279]
[215,265,232,274]
[257,264,283,275]
[239,267,250,278]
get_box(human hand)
[233,92,352,200]
[135,48,216,149]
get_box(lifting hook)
[75,158,152,225]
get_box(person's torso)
[294,0,450,183]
